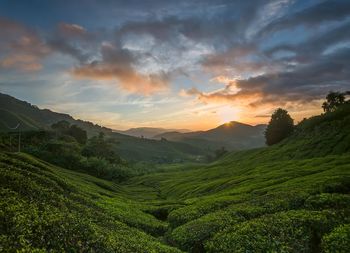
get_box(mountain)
[1,104,349,252]
[155,121,266,151]
[0,92,209,162]
[116,127,190,139]
[0,93,112,136]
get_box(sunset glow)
[0,1,349,130]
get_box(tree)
[322,91,350,112]
[51,121,87,144]
[82,134,121,163]
[51,120,70,132]
[68,125,87,144]
[265,108,294,146]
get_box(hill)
[125,104,350,252]
[109,132,209,163]
[0,93,211,162]
[155,121,266,151]
[1,104,350,252]
[117,127,190,139]
[0,93,112,136]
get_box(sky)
[0,0,349,130]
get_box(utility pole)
[18,131,21,153]
[4,123,20,152]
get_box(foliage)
[322,224,350,253]
[265,108,294,145]
[51,120,87,144]
[1,101,350,252]
[82,132,122,163]
[322,91,350,113]
[205,210,349,252]
[0,152,181,252]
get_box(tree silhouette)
[265,108,294,146]
[322,91,349,112]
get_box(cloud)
[48,39,89,63]
[0,17,50,71]
[58,23,87,38]
[185,46,350,108]
[259,0,350,36]
[47,22,98,63]
[71,43,170,95]
[265,21,350,61]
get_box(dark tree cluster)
[51,120,87,144]
[265,91,349,146]
[265,108,294,146]
[322,91,350,113]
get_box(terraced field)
[1,106,350,252]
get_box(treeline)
[0,121,132,182]
[265,91,350,146]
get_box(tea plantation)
[1,105,350,252]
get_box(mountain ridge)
[0,92,266,152]
[155,120,266,150]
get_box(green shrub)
[205,210,349,253]
[322,224,350,253]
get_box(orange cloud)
[72,63,169,95]
[0,17,50,71]
[71,43,169,95]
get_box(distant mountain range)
[0,92,266,161]
[116,127,190,139]
[154,121,266,150]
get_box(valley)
[1,98,349,252]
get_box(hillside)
[1,105,350,252]
[0,93,209,163]
[155,121,266,151]
[0,93,112,136]
[125,105,350,252]
[117,127,190,139]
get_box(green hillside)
[0,93,210,163]
[1,105,350,252]
[110,132,209,163]
[154,121,266,151]
[0,109,42,131]
[0,92,112,136]
[0,152,181,252]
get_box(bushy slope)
[0,93,210,163]
[1,105,350,252]
[0,152,181,252]
[110,132,209,163]
[126,106,350,252]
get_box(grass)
[1,106,350,252]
